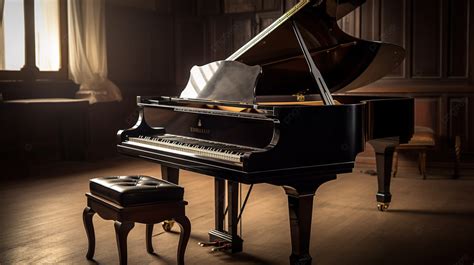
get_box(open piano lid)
[179,0,405,105]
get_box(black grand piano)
[117,0,414,264]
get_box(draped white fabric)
[68,0,121,104]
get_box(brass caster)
[377,203,390,212]
[162,220,175,232]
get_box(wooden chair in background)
[392,126,435,179]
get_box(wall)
[340,0,474,160]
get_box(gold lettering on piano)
[190,127,211,134]
[296,93,305,102]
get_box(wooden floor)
[0,157,473,265]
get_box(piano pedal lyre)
[211,243,232,252]
[198,241,219,247]
[198,241,232,252]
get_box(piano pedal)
[198,241,219,247]
[211,243,232,252]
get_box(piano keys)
[117,0,414,264]
[126,134,259,164]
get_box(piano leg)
[368,138,399,212]
[215,178,225,231]
[161,166,179,184]
[206,179,243,253]
[161,166,179,232]
[283,176,336,265]
[227,180,243,252]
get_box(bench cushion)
[90,176,184,206]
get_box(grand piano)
[117,0,414,264]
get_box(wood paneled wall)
[341,0,474,157]
[105,0,296,91]
[172,0,297,87]
[341,0,473,81]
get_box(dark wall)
[105,0,176,97]
[339,0,474,157]
[105,0,299,95]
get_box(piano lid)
[178,0,405,105]
[226,0,405,96]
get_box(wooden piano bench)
[82,175,191,265]
[393,126,435,179]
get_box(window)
[1,0,25,71]
[0,0,68,80]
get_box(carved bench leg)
[114,221,135,265]
[453,136,461,179]
[419,150,427,179]
[146,224,154,254]
[392,150,399,178]
[83,207,96,260]
[161,166,180,233]
[175,215,191,265]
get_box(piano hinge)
[295,93,305,102]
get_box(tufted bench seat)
[89,176,184,206]
[83,175,191,265]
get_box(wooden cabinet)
[0,99,89,177]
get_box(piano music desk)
[393,126,435,179]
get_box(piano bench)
[82,175,191,265]
[393,127,435,179]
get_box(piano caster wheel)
[377,203,390,212]
[162,220,175,232]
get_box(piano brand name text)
[190,127,211,134]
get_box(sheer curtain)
[35,0,60,71]
[68,0,121,104]
[0,0,5,69]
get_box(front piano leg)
[215,178,225,232]
[283,175,336,265]
[226,180,243,252]
[368,138,399,211]
[161,166,179,232]
[161,166,179,184]
[206,179,243,253]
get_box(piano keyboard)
[127,135,255,164]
